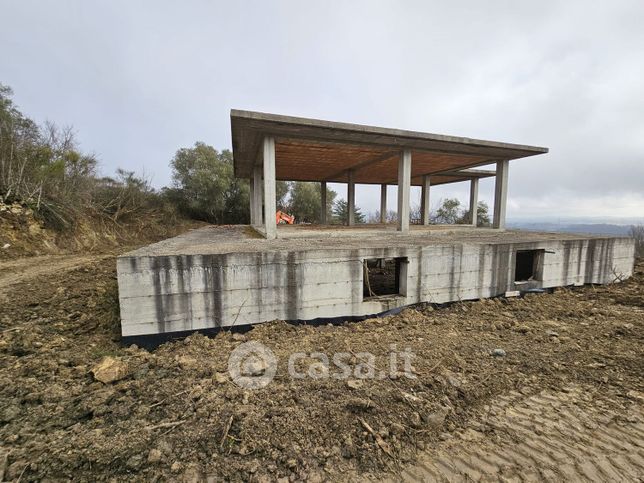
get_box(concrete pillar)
[420,175,431,225]
[469,178,479,226]
[263,136,277,239]
[249,176,255,225]
[397,149,411,232]
[493,160,509,229]
[252,165,263,226]
[320,181,327,225]
[347,170,355,226]
[380,184,387,223]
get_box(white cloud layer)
[2,0,643,219]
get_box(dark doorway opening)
[515,250,543,282]
[363,257,407,298]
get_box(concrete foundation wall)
[117,236,635,338]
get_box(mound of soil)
[0,256,641,481]
[0,201,203,260]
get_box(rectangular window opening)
[515,250,543,282]
[363,257,407,299]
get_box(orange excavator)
[276,210,295,224]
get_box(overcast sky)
[3,0,643,220]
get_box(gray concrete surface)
[117,225,635,338]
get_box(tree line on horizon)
[3,81,641,256]
[0,81,499,231]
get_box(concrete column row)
[254,135,507,238]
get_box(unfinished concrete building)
[117,111,636,344]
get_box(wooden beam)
[323,150,397,182]
[385,166,498,185]
[432,169,496,178]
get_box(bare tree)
[630,225,644,258]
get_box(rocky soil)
[0,200,203,260]
[0,251,642,481]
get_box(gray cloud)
[2,0,643,218]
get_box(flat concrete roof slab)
[121,225,625,258]
[231,110,548,185]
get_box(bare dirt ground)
[0,252,642,481]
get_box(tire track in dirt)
[0,254,111,296]
[391,385,644,482]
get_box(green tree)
[332,199,365,224]
[288,181,337,223]
[167,142,249,224]
[458,201,491,226]
[434,198,462,224]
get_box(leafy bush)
[0,83,164,230]
[165,143,250,224]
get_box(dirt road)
[0,254,109,296]
[0,254,642,481]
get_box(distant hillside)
[508,222,632,236]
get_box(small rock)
[346,379,363,390]
[345,397,372,411]
[171,461,182,472]
[546,330,559,337]
[410,412,422,428]
[442,371,463,389]
[176,355,198,369]
[390,422,405,435]
[491,348,506,357]
[126,454,143,470]
[214,372,228,384]
[424,406,448,429]
[157,440,173,455]
[183,463,203,482]
[147,449,162,464]
[91,356,129,384]
[1,404,20,423]
[241,355,268,376]
[402,392,421,403]
[1,243,10,250]
[232,332,247,342]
